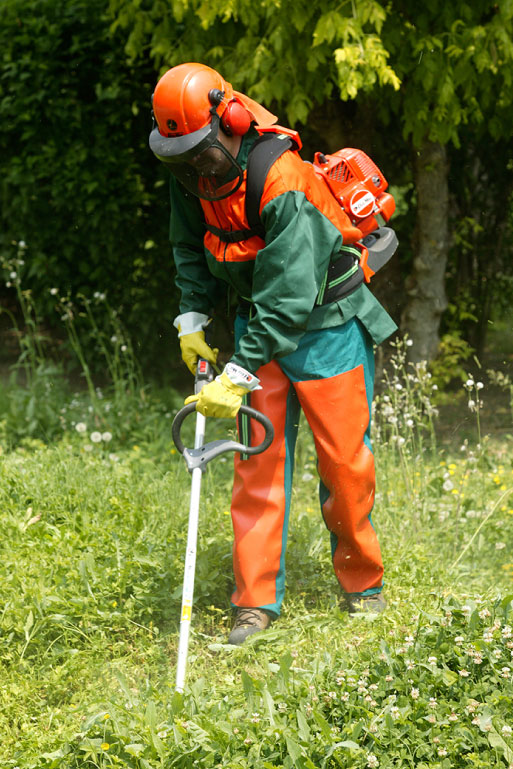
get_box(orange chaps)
[230,318,384,616]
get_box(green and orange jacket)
[169,128,397,374]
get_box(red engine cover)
[313,148,395,237]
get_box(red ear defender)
[221,101,251,136]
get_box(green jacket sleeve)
[230,189,343,373]
[169,176,226,315]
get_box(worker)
[149,62,397,645]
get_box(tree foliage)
[109,0,401,124]
[1,0,512,376]
[380,0,513,146]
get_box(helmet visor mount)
[149,113,244,201]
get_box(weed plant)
[0,290,513,766]
[0,245,183,449]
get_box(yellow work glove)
[179,330,219,375]
[184,372,248,418]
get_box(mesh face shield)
[149,113,244,201]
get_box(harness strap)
[205,225,254,243]
[316,246,364,305]
[245,134,294,235]
[204,133,294,244]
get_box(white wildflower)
[75,422,87,434]
[90,431,102,443]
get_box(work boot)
[342,592,387,615]
[228,607,272,645]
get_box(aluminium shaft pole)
[175,410,206,694]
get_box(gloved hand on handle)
[174,312,219,375]
[185,362,261,418]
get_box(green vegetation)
[1,340,513,768]
[1,0,513,371]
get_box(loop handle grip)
[172,403,274,471]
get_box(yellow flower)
[103,713,110,720]
[448,463,456,470]
[101,743,110,750]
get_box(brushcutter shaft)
[175,361,211,694]
[175,462,203,694]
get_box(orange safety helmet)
[149,63,278,199]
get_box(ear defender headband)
[208,89,251,137]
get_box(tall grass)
[1,258,512,766]
[0,342,512,767]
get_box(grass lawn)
[1,352,513,768]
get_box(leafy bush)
[0,0,177,370]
